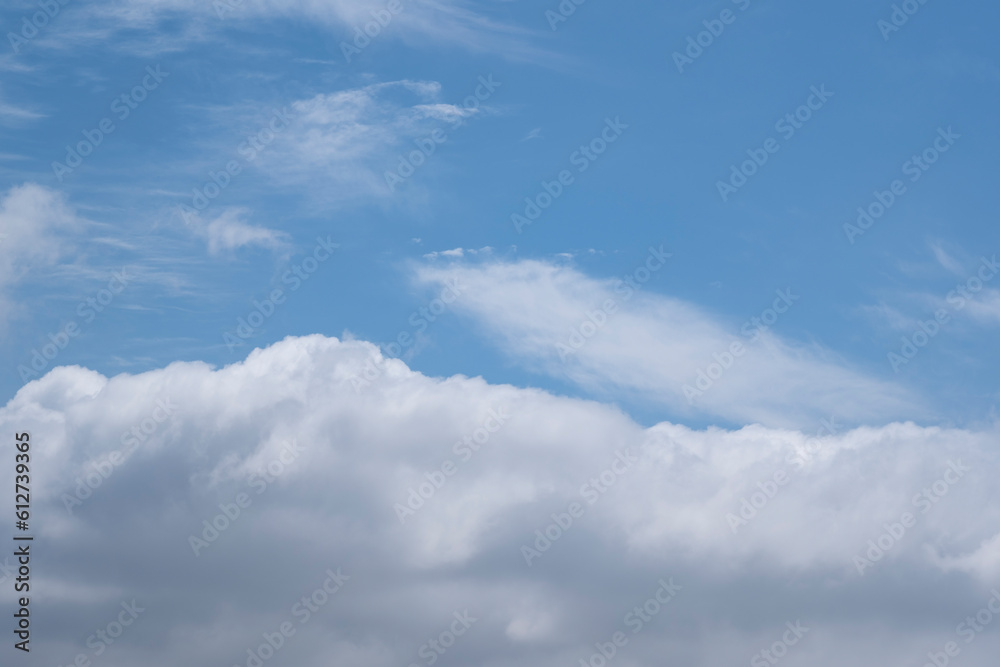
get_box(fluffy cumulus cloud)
[2,335,999,667]
[414,259,923,429]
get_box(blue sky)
[2,0,999,430]
[4,2,1000,666]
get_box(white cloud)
[0,96,45,123]
[413,102,480,125]
[858,301,919,332]
[931,532,1000,582]
[414,259,920,428]
[183,207,290,255]
[930,241,966,276]
[520,127,543,142]
[54,0,549,61]
[0,183,204,319]
[0,182,78,276]
[963,289,1000,325]
[423,246,492,260]
[0,183,81,312]
[1,334,998,666]
[258,80,476,202]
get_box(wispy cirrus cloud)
[36,0,550,61]
[860,243,1000,336]
[414,258,920,428]
[182,207,290,256]
[254,79,484,203]
[0,94,45,123]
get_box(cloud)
[964,289,1000,325]
[182,207,290,256]
[51,0,549,61]
[877,251,1000,332]
[520,127,543,142]
[0,96,45,123]
[1,334,998,666]
[258,80,479,202]
[931,532,1000,582]
[930,242,966,276]
[414,258,920,428]
[422,246,492,260]
[0,183,78,275]
[0,183,205,323]
[0,182,81,310]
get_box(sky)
[0,0,999,666]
